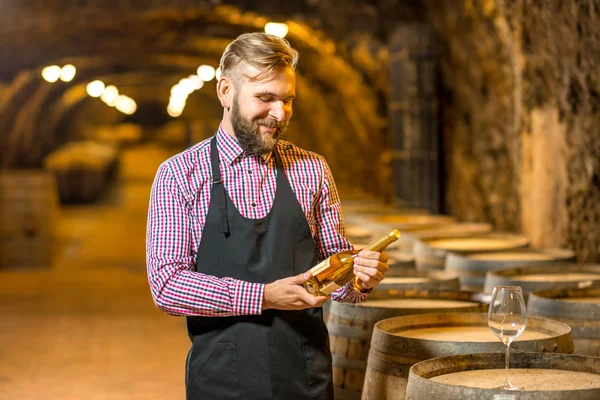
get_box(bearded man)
[146,32,389,400]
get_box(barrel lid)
[402,223,494,239]
[422,232,529,252]
[407,352,600,396]
[488,263,600,278]
[371,214,455,231]
[370,313,572,353]
[345,225,374,241]
[528,287,600,319]
[464,248,575,261]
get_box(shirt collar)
[217,123,274,165]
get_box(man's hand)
[263,271,329,310]
[353,250,389,291]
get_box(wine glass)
[488,286,527,390]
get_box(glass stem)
[504,341,511,386]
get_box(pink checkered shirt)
[146,126,366,317]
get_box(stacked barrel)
[44,140,119,203]
[0,170,59,269]
[330,199,600,399]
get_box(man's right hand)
[262,271,329,310]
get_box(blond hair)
[219,32,299,84]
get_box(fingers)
[379,251,389,264]
[353,265,385,281]
[355,255,389,274]
[289,272,330,309]
[358,249,389,263]
[275,275,328,310]
[354,250,390,290]
[293,270,313,285]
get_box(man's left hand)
[353,250,389,291]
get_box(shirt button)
[251,202,257,207]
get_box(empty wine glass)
[488,286,527,390]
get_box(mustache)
[256,118,287,129]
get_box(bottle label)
[321,280,342,295]
[310,258,330,276]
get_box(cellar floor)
[0,143,190,400]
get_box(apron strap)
[210,136,230,235]
[273,144,283,171]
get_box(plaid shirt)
[146,126,365,317]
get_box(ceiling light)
[86,80,105,97]
[41,65,61,83]
[265,22,289,38]
[101,85,119,104]
[60,64,76,82]
[197,65,216,82]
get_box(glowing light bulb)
[60,64,76,82]
[42,65,61,83]
[188,75,204,90]
[167,104,183,117]
[117,97,137,115]
[101,85,119,104]
[86,80,105,97]
[265,22,289,38]
[197,65,216,82]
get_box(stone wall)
[424,0,599,262]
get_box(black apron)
[185,136,333,400]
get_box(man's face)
[230,64,296,156]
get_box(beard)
[230,96,289,157]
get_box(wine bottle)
[303,229,401,296]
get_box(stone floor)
[0,143,190,399]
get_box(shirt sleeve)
[146,162,264,317]
[312,156,368,304]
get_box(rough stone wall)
[424,0,599,262]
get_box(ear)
[216,77,233,110]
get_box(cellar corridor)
[0,144,190,399]
[1,1,599,398]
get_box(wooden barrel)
[396,223,493,254]
[44,140,118,203]
[446,248,576,291]
[322,270,459,325]
[327,289,488,400]
[351,238,407,254]
[405,352,600,399]
[340,200,400,215]
[346,225,377,243]
[384,249,416,271]
[0,170,58,269]
[484,264,600,298]
[362,313,573,399]
[346,247,416,270]
[371,214,455,232]
[529,288,600,356]
[341,199,430,216]
[342,204,430,227]
[377,270,460,290]
[414,232,530,271]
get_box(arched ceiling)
[0,1,425,195]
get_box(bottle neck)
[364,230,400,252]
